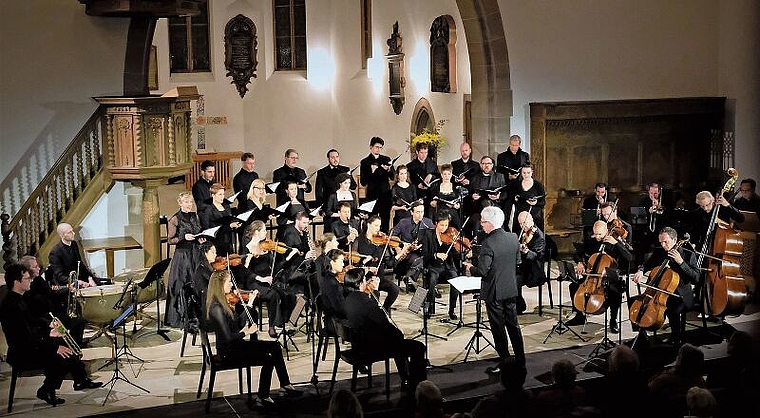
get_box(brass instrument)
[649,198,664,233]
[67,261,80,318]
[49,312,82,356]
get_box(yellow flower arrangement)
[409,119,448,151]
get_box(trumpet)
[67,261,80,318]
[49,312,82,356]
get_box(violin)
[439,226,471,253]
[607,219,633,250]
[212,254,243,271]
[371,232,404,248]
[521,226,537,246]
[340,250,376,265]
[260,239,303,256]
[226,289,255,307]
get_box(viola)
[521,226,537,246]
[212,254,244,271]
[371,232,404,248]
[260,239,303,256]
[439,226,471,253]
[607,219,633,251]
[340,250,376,265]
[225,289,255,307]
[573,248,616,315]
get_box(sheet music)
[448,276,482,293]
[266,182,280,193]
[193,225,221,239]
[309,205,322,217]
[275,201,291,213]
[236,209,254,222]
[226,191,241,203]
[358,199,377,212]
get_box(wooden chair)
[196,329,250,413]
[314,295,339,374]
[7,363,45,413]
[330,319,392,399]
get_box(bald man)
[515,211,546,314]
[46,223,101,288]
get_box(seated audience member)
[595,345,647,418]
[534,359,587,418]
[647,343,706,417]
[415,380,446,418]
[470,356,533,418]
[327,389,363,418]
[705,330,759,417]
[685,387,716,418]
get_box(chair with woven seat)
[329,318,392,399]
[196,328,250,413]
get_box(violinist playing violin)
[515,211,546,315]
[391,201,433,293]
[317,249,348,329]
[632,227,700,346]
[419,213,462,320]
[569,220,633,334]
[277,210,318,298]
[356,215,405,313]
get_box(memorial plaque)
[224,14,258,98]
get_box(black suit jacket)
[47,241,97,286]
[344,291,402,351]
[469,228,520,301]
[360,154,394,199]
[272,165,313,206]
[518,228,546,287]
[0,291,57,366]
[315,164,356,208]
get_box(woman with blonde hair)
[165,192,204,328]
[205,269,300,405]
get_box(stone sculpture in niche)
[386,21,406,115]
[224,14,258,98]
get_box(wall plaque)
[386,21,406,115]
[224,14,258,98]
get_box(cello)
[573,243,616,315]
[629,236,689,330]
[697,168,747,316]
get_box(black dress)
[165,210,202,328]
[202,202,237,255]
[430,182,462,229]
[391,183,417,225]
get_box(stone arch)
[455,0,511,158]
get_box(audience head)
[727,330,753,361]
[608,344,640,376]
[551,359,578,388]
[499,356,527,391]
[327,389,363,418]
[415,380,444,418]
[686,386,716,417]
[675,343,704,376]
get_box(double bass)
[629,237,689,330]
[573,244,616,315]
[697,168,747,316]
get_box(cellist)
[570,220,633,334]
[632,227,700,345]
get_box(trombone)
[49,312,82,356]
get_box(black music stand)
[101,304,150,406]
[408,287,452,372]
[445,275,481,337]
[463,290,494,362]
[135,258,171,341]
[543,260,586,343]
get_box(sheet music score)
[448,276,482,294]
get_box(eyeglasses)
[740,188,752,192]
[253,187,265,190]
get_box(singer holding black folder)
[165,192,204,328]
[509,163,546,232]
[391,165,417,226]
[360,137,396,231]
[496,134,530,181]
[201,183,241,255]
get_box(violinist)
[356,215,408,312]
[569,220,633,334]
[391,201,433,292]
[318,249,348,326]
[330,202,360,251]
[179,241,215,332]
[238,221,289,338]
[419,213,461,320]
[689,190,745,251]
[342,268,427,396]
[632,227,700,345]
[515,211,546,315]
[205,269,301,405]
[277,210,318,301]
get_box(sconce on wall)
[386,21,406,115]
[224,14,258,98]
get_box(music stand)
[101,304,150,406]
[408,287,452,372]
[445,276,481,336]
[543,260,586,343]
[135,258,171,341]
[629,206,648,226]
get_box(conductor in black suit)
[464,206,525,374]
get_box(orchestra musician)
[232,152,259,208]
[342,268,427,395]
[391,165,417,226]
[637,182,666,258]
[238,221,288,338]
[165,192,204,329]
[509,163,546,233]
[20,255,87,347]
[391,201,433,292]
[317,249,348,324]
[47,223,105,289]
[184,241,217,331]
[360,137,395,231]
[315,149,357,212]
[205,269,301,406]
[192,160,215,213]
[419,213,461,320]
[632,227,700,346]
[356,215,407,313]
[569,220,633,334]
[0,264,102,407]
[515,211,546,315]
[429,163,463,230]
[325,173,359,231]
[732,178,760,215]
[272,148,313,207]
[277,210,318,299]
[496,135,530,181]
[690,190,745,250]
[201,182,242,255]
[581,182,616,240]
[330,202,360,252]
[406,142,440,210]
